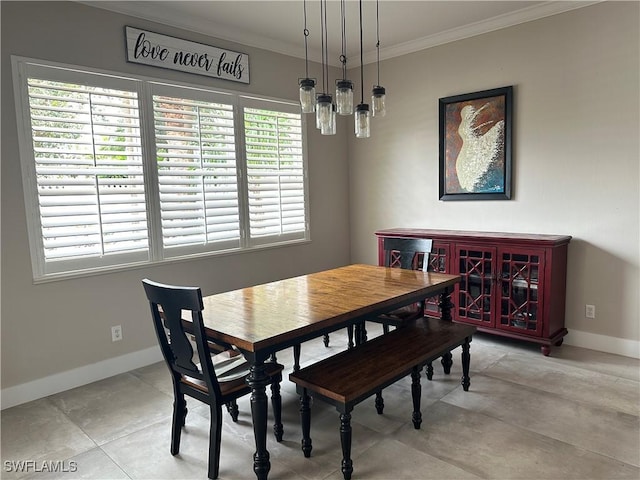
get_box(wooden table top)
[201,264,460,354]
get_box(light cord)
[340,0,347,80]
[376,0,380,86]
[359,0,364,104]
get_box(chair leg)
[271,375,283,442]
[426,361,434,380]
[347,325,354,349]
[441,350,453,374]
[208,404,223,480]
[374,391,384,414]
[226,400,239,422]
[354,322,367,345]
[293,344,301,372]
[171,394,187,455]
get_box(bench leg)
[374,391,384,414]
[323,334,330,347]
[347,325,354,349]
[441,350,453,374]
[339,412,353,480]
[411,366,422,429]
[461,337,472,391]
[426,361,434,381]
[299,390,312,458]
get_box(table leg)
[247,362,271,480]
[300,389,312,458]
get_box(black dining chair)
[369,237,454,378]
[306,238,435,366]
[142,279,284,479]
[371,237,434,333]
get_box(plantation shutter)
[241,98,308,245]
[20,64,148,275]
[151,85,240,255]
[15,59,310,281]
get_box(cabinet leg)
[541,345,551,356]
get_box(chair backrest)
[142,278,223,398]
[383,237,434,272]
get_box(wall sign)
[125,26,249,84]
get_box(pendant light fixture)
[317,0,335,135]
[335,0,353,116]
[371,0,386,117]
[355,0,371,138]
[298,0,384,138]
[298,0,316,113]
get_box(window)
[13,58,309,281]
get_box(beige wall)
[1,2,349,392]
[1,1,639,404]
[348,2,639,350]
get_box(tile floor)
[2,325,639,480]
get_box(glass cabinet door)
[498,248,545,335]
[455,246,496,327]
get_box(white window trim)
[12,56,310,283]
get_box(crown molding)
[80,1,602,67]
[366,1,603,65]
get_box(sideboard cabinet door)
[497,247,545,337]
[454,245,497,328]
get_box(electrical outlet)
[111,325,123,342]
[585,304,596,319]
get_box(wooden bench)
[289,317,476,480]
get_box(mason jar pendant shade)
[336,79,354,115]
[299,78,316,113]
[316,94,333,132]
[321,103,336,135]
[372,86,386,117]
[355,103,370,138]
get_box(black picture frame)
[439,86,513,201]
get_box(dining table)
[199,263,461,480]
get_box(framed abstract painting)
[439,86,513,201]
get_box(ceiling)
[84,1,598,66]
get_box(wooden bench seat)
[289,317,476,480]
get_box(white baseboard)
[563,329,640,359]
[1,345,163,410]
[2,330,638,410]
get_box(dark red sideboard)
[375,229,572,356]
